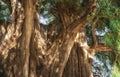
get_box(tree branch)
[67,0,97,34]
[91,17,99,47]
[95,45,112,52]
[90,44,112,53]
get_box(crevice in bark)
[29,32,37,77]
[63,28,94,77]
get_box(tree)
[0,0,120,77]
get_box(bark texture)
[63,29,93,77]
[0,0,112,77]
[20,0,35,77]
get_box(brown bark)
[63,29,94,77]
[29,34,37,77]
[37,33,77,77]
[49,33,76,77]
[63,46,79,77]
[31,0,97,77]
[29,11,40,77]
[91,17,99,47]
[20,0,35,77]
[0,0,113,77]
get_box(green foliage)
[98,0,120,19]
[112,64,120,77]
[104,15,120,76]
[0,1,10,23]
[104,33,115,47]
[104,18,120,53]
[96,0,120,76]
[98,0,120,51]
[39,0,84,16]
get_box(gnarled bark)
[0,0,112,77]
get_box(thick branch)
[90,45,112,53]
[91,17,99,47]
[95,45,112,52]
[67,0,97,33]
[20,0,35,77]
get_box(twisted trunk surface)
[0,0,112,77]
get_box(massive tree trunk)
[0,0,112,77]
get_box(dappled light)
[0,0,120,77]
